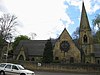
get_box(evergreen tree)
[43,39,53,63]
[0,36,5,59]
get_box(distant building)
[14,2,100,64]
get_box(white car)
[0,63,35,75]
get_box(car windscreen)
[17,65,24,70]
[0,64,6,67]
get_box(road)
[34,71,100,75]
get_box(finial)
[82,0,84,5]
[64,27,66,30]
[82,0,85,7]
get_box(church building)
[14,2,100,64]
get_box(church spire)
[79,1,94,63]
[79,1,91,31]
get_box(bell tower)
[79,2,94,63]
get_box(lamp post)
[4,43,9,63]
[6,34,12,62]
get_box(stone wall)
[11,60,100,73]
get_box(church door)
[19,55,24,60]
[70,57,74,63]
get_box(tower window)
[55,57,59,60]
[83,35,87,43]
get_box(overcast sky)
[0,0,100,40]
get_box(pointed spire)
[82,0,84,3]
[80,1,91,31]
[82,1,85,12]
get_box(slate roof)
[14,39,56,57]
[14,40,47,56]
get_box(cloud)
[64,0,100,14]
[0,0,8,13]
[92,4,100,13]
[2,0,74,39]
[83,0,100,14]
[1,0,99,40]
[64,0,81,11]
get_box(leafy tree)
[0,36,6,59]
[43,39,53,63]
[94,31,100,43]
[92,14,100,44]
[92,14,100,30]
[13,35,30,50]
[0,36,5,48]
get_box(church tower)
[79,2,94,63]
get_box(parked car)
[0,63,35,75]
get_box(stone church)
[14,2,100,64]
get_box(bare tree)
[0,13,18,41]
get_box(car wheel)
[20,73,26,75]
[0,71,5,75]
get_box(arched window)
[83,35,87,43]
[97,60,100,64]
[55,57,59,60]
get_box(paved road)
[34,71,100,75]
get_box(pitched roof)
[14,40,47,56]
[58,28,73,40]
[14,39,56,57]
